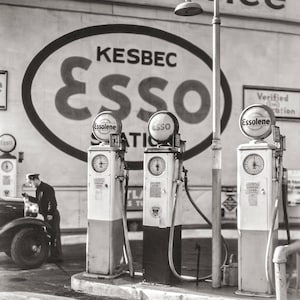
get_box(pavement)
[0,292,77,300]
[0,229,300,300]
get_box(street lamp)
[174,0,222,288]
[174,0,203,16]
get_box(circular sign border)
[0,133,17,153]
[92,111,122,142]
[148,110,179,143]
[239,104,276,140]
[22,24,232,170]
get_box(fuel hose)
[168,164,228,282]
[265,154,283,292]
[120,168,134,277]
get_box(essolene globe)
[92,111,122,142]
[239,104,276,140]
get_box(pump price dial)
[243,154,264,175]
[148,156,166,176]
[92,154,109,173]
[1,160,13,173]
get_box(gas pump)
[0,134,17,197]
[237,104,285,296]
[143,111,184,284]
[86,111,133,278]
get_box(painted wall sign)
[126,186,143,211]
[244,86,300,120]
[22,24,232,169]
[287,170,300,206]
[0,71,7,110]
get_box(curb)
[71,272,239,300]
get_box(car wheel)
[11,227,49,269]
[4,249,11,257]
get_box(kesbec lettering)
[96,47,177,67]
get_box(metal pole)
[212,0,222,288]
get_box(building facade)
[0,0,299,228]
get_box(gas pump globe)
[86,111,131,277]
[0,134,17,197]
[237,104,281,296]
[143,111,184,284]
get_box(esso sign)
[92,111,122,142]
[22,24,232,168]
[239,104,276,140]
[148,111,179,143]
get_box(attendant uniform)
[28,181,62,259]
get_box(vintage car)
[0,196,51,269]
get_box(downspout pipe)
[273,241,300,300]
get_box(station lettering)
[96,47,177,67]
[92,131,162,148]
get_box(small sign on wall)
[287,170,300,206]
[243,86,300,121]
[0,71,7,110]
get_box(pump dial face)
[1,160,13,173]
[148,156,166,176]
[92,154,109,173]
[243,154,264,175]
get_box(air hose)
[119,167,134,278]
[183,167,229,266]
[282,168,290,244]
[168,163,229,282]
[265,155,283,292]
[265,198,279,293]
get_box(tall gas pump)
[143,111,184,284]
[86,111,133,277]
[237,104,285,296]
[0,134,18,197]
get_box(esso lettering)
[0,141,13,146]
[55,56,211,125]
[151,123,171,131]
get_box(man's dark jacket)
[28,181,58,217]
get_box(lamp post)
[175,0,222,288]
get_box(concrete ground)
[0,229,299,300]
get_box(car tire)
[4,249,11,257]
[11,227,49,269]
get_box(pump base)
[235,290,275,298]
[143,225,181,285]
[86,218,124,275]
[238,229,278,294]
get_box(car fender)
[0,217,52,237]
